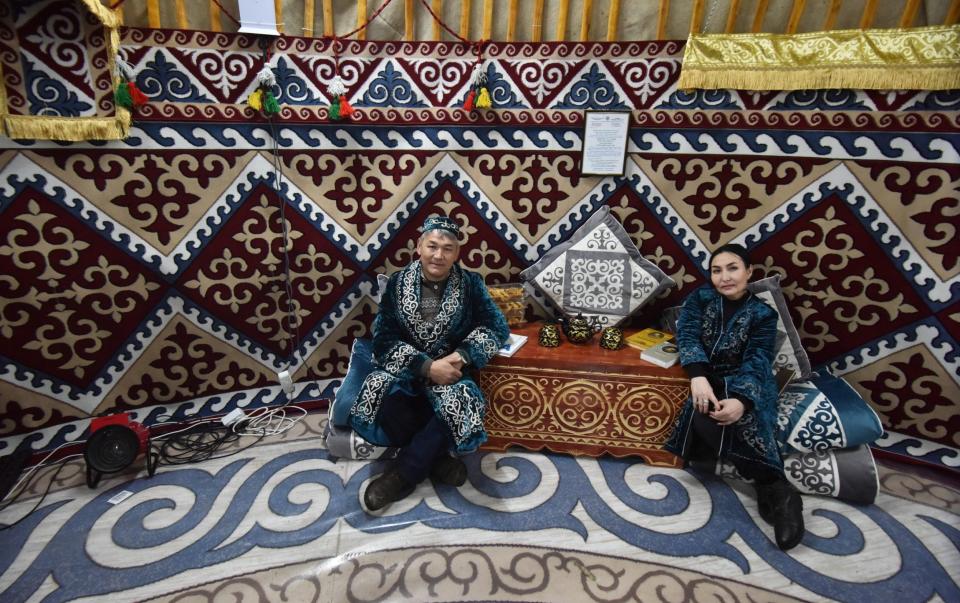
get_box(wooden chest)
[479,323,689,466]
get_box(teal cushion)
[330,338,374,427]
[776,372,884,455]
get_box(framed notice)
[580,110,631,176]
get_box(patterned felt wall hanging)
[0,25,957,471]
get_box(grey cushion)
[717,443,878,504]
[747,275,812,380]
[521,206,675,327]
[324,421,398,461]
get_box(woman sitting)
[664,243,804,551]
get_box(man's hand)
[690,376,718,414]
[710,398,745,426]
[439,351,464,370]
[429,358,462,385]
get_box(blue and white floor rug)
[1,414,957,602]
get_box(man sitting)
[347,215,509,511]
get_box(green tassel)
[329,96,341,121]
[114,82,132,109]
[264,90,280,115]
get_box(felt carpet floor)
[1,413,957,603]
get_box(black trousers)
[689,410,782,485]
[378,388,454,485]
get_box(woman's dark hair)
[709,243,751,268]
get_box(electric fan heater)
[84,413,158,488]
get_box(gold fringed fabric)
[4,113,130,141]
[77,0,121,28]
[677,25,960,91]
[1,1,129,141]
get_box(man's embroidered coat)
[348,261,509,453]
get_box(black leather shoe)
[363,469,415,511]
[762,480,805,550]
[430,454,467,486]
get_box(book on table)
[641,341,679,368]
[625,327,674,350]
[497,333,528,357]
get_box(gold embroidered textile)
[677,25,960,91]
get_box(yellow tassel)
[4,114,130,141]
[475,86,492,109]
[248,89,263,111]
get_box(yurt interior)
[0,0,958,601]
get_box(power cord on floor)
[0,403,310,529]
[0,453,81,531]
[153,421,264,466]
[233,405,307,437]
[0,441,78,505]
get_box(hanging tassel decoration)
[326,76,347,121]
[263,90,280,115]
[113,57,148,111]
[127,82,149,107]
[475,86,492,109]
[114,81,133,109]
[464,63,492,111]
[248,65,280,115]
[256,65,277,88]
[248,88,263,111]
[329,96,341,121]
[339,95,355,118]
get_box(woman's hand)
[710,398,745,425]
[690,376,717,414]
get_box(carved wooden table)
[479,323,689,466]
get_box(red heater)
[84,413,158,488]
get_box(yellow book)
[625,328,673,350]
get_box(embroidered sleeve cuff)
[684,362,708,379]
[410,353,431,378]
[419,358,433,379]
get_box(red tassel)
[127,81,149,107]
[339,95,354,117]
[463,89,476,111]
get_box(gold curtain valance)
[677,25,960,91]
[1,0,129,141]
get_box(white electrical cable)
[1,443,84,504]
[232,405,307,437]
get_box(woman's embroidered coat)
[664,286,783,473]
[348,261,509,453]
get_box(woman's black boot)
[755,482,774,525]
[760,480,805,550]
